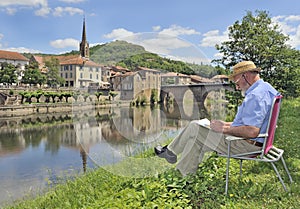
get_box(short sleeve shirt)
[231,79,279,143]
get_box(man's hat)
[229,61,261,80]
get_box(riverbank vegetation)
[5,97,300,208]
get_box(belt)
[245,139,263,147]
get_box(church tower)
[79,17,89,59]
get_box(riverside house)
[0,49,29,85]
[110,66,161,101]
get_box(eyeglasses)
[233,74,244,84]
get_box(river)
[0,99,215,207]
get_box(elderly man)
[155,60,280,176]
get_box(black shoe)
[154,145,177,164]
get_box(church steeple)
[80,17,89,59]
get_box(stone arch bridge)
[160,83,234,119]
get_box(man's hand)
[211,120,260,138]
[210,120,231,133]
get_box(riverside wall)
[0,101,130,118]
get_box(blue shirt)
[231,79,280,143]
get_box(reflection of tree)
[44,126,64,155]
[22,128,46,148]
[0,131,21,151]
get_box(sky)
[0,0,300,65]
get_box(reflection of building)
[101,106,163,144]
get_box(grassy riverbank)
[5,98,300,209]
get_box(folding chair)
[220,95,293,194]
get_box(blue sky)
[0,0,300,64]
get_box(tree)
[22,62,46,86]
[0,62,18,85]
[213,10,300,97]
[45,57,65,87]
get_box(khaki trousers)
[168,120,261,176]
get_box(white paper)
[195,118,210,128]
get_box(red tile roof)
[0,50,29,61]
[33,54,101,67]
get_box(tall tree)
[45,57,65,87]
[213,10,300,97]
[22,62,46,86]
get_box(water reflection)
[0,105,188,207]
[0,91,229,207]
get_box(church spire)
[80,17,89,59]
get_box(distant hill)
[116,52,195,75]
[90,40,147,65]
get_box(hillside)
[90,40,218,77]
[90,40,147,65]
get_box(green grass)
[5,98,300,209]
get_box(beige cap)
[229,61,261,80]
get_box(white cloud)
[5,7,17,15]
[272,15,300,48]
[288,25,300,48]
[3,47,41,53]
[152,26,161,32]
[0,0,47,7]
[284,15,300,22]
[52,6,84,16]
[35,6,51,16]
[50,38,79,48]
[200,30,229,47]
[159,24,200,36]
[103,28,135,39]
[0,1,84,17]
[0,0,50,17]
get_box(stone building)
[110,66,161,101]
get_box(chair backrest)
[264,95,283,154]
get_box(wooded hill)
[90,40,219,78]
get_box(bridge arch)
[160,83,233,119]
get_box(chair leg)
[270,162,288,191]
[225,141,232,195]
[240,160,243,177]
[281,156,293,183]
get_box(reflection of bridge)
[160,83,233,119]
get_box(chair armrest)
[225,133,268,141]
[225,135,244,141]
[257,133,268,138]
